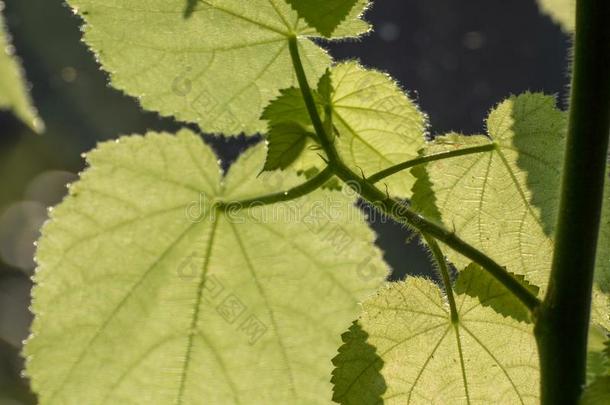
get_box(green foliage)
[412,93,567,289]
[284,0,364,37]
[265,62,427,196]
[25,130,388,404]
[580,376,610,405]
[9,0,610,403]
[264,122,312,170]
[66,0,369,135]
[331,277,539,404]
[0,11,43,132]
[537,0,575,32]
[454,263,539,323]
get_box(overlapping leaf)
[331,278,539,404]
[412,93,567,289]
[67,0,370,135]
[284,0,363,37]
[0,11,42,132]
[25,130,388,404]
[263,62,427,197]
[581,376,610,405]
[454,263,539,323]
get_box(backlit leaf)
[25,130,388,404]
[454,263,539,323]
[412,93,567,289]
[0,11,43,132]
[331,278,539,404]
[264,122,311,170]
[284,0,361,37]
[265,62,427,196]
[66,0,370,135]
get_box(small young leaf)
[261,87,314,128]
[537,0,575,32]
[580,376,610,405]
[412,93,567,290]
[454,263,540,323]
[264,122,311,170]
[25,130,388,404]
[331,278,539,404]
[285,0,362,37]
[0,12,43,133]
[66,0,369,135]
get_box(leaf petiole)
[367,143,496,184]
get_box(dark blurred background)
[0,0,569,402]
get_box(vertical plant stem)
[288,36,340,164]
[534,0,610,403]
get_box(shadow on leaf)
[183,0,197,19]
[331,322,386,404]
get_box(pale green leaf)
[25,130,388,404]
[454,263,539,323]
[67,0,369,135]
[412,93,567,290]
[275,62,427,196]
[331,278,539,404]
[581,376,610,405]
[264,122,311,170]
[0,11,43,133]
[331,62,427,197]
[537,0,575,32]
[284,0,361,37]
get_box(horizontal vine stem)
[217,166,334,209]
[332,161,542,311]
[368,143,496,184]
[289,34,541,313]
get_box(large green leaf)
[284,0,362,37]
[412,93,567,289]
[537,0,575,32]
[263,62,428,197]
[331,277,539,404]
[25,130,388,404]
[66,0,369,135]
[0,11,43,133]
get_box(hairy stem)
[217,166,334,209]
[534,0,610,403]
[368,143,495,184]
[288,35,540,312]
[425,235,459,323]
[288,36,339,164]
